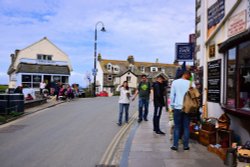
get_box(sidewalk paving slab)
[122,105,226,167]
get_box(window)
[161,68,165,73]
[127,76,131,82]
[226,48,236,107]
[151,67,158,72]
[140,66,145,72]
[22,74,42,88]
[107,63,112,71]
[238,41,250,110]
[108,75,112,81]
[225,40,250,111]
[37,54,53,61]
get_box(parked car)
[97,91,108,97]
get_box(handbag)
[182,81,200,114]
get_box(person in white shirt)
[39,81,46,95]
[117,81,131,126]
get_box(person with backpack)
[170,70,193,151]
[132,75,151,123]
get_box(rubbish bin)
[0,94,24,114]
[8,94,24,113]
[0,94,8,114]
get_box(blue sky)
[0,0,195,87]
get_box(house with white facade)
[195,0,250,143]
[96,55,178,96]
[7,37,72,91]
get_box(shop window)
[238,41,250,110]
[225,40,250,111]
[226,48,236,107]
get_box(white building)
[7,37,73,91]
[195,0,250,143]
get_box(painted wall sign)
[207,0,225,37]
[228,10,247,37]
[207,59,221,103]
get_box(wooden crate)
[199,129,216,146]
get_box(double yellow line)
[96,111,137,167]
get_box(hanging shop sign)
[175,43,194,61]
[207,59,221,103]
[228,10,247,37]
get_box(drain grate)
[0,125,27,133]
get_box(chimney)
[10,54,17,64]
[98,53,102,61]
[127,55,135,64]
[15,49,20,56]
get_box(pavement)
[119,104,227,167]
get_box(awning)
[219,29,250,53]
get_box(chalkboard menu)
[207,59,221,103]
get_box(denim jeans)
[173,109,190,148]
[138,98,149,120]
[153,106,163,132]
[118,103,130,124]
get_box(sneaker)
[137,119,142,123]
[170,146,178,151]
[117,123,122,126]
[184,147,190,150]
[155,131,166,135]
[144,118,148,121]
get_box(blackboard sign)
[207,59,221,103]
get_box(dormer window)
[113,65,120,73]
[140,66,145,72]
[150,67,158,72]
[129,64,134,71]
[107,63,112,71]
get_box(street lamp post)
[93,21,106,97]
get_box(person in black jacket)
[151,75,166,135]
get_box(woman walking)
[117,81,131,126]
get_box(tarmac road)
[0,96,137,167]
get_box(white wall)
[13,38,72,71]
[96,61,104,93]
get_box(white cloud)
[0,0,195,86]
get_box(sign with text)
[175,43,194,61]
[207,59,221,103]
[228,10,247,37]
[207,0,225,37]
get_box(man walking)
[151,75,166,135]
[170,71,192,151]
[132,75,150,123]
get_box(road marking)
[97,111,137,167]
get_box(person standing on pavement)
[39,80,46,95]
[132,75,151,123]
[170,70,192,151]
[151,75,166,135]
[117,81,131,126]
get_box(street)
[0,97,137,167]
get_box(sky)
[0,0,195,87]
